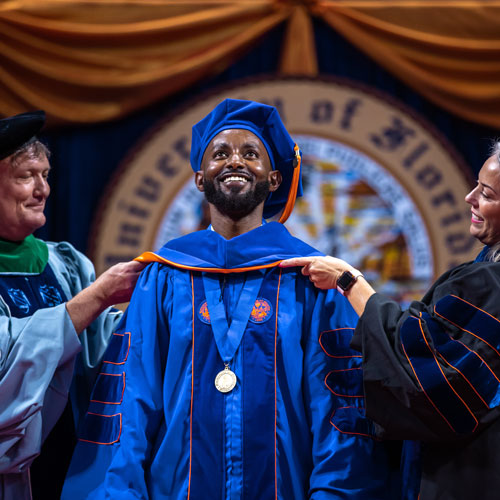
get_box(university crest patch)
[198,301,211,324]
[249,298,273,324]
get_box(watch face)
[337,271,355,291]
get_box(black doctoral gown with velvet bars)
[352,260,500,500]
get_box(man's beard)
[203,178,270,221]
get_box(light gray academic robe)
[0,241,121,500]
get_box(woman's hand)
[279,256,355,289]
[279,256,375,316]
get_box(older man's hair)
[6,138,51,168]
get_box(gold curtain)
[315,1,500,129]
[1,0,500,128]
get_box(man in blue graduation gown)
[0,111,144,500]
[63,99,397,499]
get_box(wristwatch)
[336,269,363,296]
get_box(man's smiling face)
[195,129,281,220]
[0,149,50,241]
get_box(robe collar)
[475,245,491,262]
[136,222,321,272]
[0,234,49,274]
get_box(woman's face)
[465,154,500,246]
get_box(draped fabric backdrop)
[0,0,499,253]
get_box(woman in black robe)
[281,144,500,500]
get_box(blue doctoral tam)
[190,98,302,218]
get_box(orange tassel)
[278,144,301,224]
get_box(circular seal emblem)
[91,77,477,304]
[249,298,273,324]
[197,301,211,324]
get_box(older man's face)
[0,152,50,241]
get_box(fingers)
[105,260,146,278]
[279,257,316,268]
[127,260,147,272]
[302,268,311,277]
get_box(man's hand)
[91,260,146,309]
[66,260,146,334]
[279,256,354,289]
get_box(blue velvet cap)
[190,98,302,218]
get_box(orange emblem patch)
[198,301,211,324]
[249,298,273,324]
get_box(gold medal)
[215,365,237,393]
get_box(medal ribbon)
[202,272,264,365]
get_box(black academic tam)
[0,110,45,160]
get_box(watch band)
[336,269,364,296]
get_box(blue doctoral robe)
[63,223,398,499]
